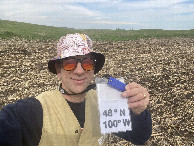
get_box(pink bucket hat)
[48,33,105,74]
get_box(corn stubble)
[0,37,193,145]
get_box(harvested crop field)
[0,37,193,145]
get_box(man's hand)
[122,82,150,115]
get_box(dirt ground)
[0,37,193,145]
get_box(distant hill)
[0,20,194,41]
[0,20,79,40]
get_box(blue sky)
[0,0,194,30]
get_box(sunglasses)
[61,57,96,71]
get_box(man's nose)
[73,62,85,74]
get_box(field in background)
[0,20,193,145]
[1,20,194,41]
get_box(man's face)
[56,54,95,94]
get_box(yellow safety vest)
[36,89,108,146]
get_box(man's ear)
[55,63,61,79]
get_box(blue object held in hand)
[107,77,126,92]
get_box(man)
[0,33,152,145]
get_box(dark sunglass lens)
[82,58,95,71]
[62,59,76,71]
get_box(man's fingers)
[125,82,141,90]
[128,92,149,103]
[128,97,149,109]
[122,87,147,97]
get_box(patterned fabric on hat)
[52,33,93,60]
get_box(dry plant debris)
[0,37,193,145]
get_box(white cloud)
[31,0,110,3]
[0,0,102,27]
[108,0,190,10]
[63,5,100,17]
[0,0,193,29]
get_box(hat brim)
[48,52,105,74]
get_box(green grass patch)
[0,20,194,41]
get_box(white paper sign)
[96,78,132,134]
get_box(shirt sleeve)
[114,109,152,145]
[0,97,43,146]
